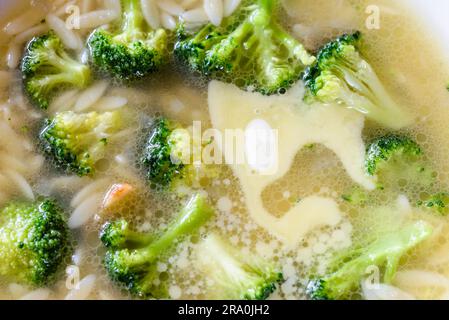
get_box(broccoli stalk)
[101,194,214,298]
[0,199,71,286]
[88,0,168,81]
[175,0,315,95]
[196,233,283,300]
[40,110,124,176]
[101,220,156,249]
[21,31,91,109]
[304,32,413,129]
[306,220,432,300]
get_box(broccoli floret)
[141,117,213,189]
[0,199,71,286]
[21,31,91,110]
[365,134,422,176]
[101,194,214,298]
[365,135,433,189]
[88,0,168,81]
[306,220,432,300]
[196,233,283,300]
[174,0,315,95]
[304,32,412,129]
[418,193,449,216]
[141,118,185,187]
[40,110,123,176]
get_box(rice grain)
[5,170,34,201]
[69,193,103,229]
[74,80,109,112]
[71,178,110,208]
[64,275,96,300]
[46,14,83,51]
[78,10,119,29]
[94,96,128,111]
[181,8,209,23]
[158,0,185,16]
[19,289,51,300]
[223,0,241,17]
[13,24,48,45]
[4,6,46,36]
[141,0,161,29]
[362,282,415,300]
[48,89,80,114]
[180,0,201,10]
[6,44,20,70]
[161,12,177,31]
[204,0,223,26]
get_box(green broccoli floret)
[174,0,315,95]
[196,233,283,300]
[21,31,91,110]
[141,117,213,189]
[88,0,168,81]
[101,194,214,298]
[418,193,449,216]
[0,199,71,286]
[365,134,422,176]
[365,135,433,189]
[306,220,432,300]
[141,118,185,187]
[304,32,412,129]
[40,110,123,176]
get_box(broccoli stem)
[200,234,254,283]
[126,194,213,265]
[323,221,431,298]
[121,0,144,39]
[192,25,217,44]
[37,49,90,90]
[208,3,276,73]
[258,0,275,12]
[272,25,315,65]
[44,49,88,81]
[150,194,213,251]
[121,230,156,248]
[209,22,254,70]
[33,70,87,89]
[334,62,412,129]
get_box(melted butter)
[208,80,375,245]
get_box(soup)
[0,0,449,300]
